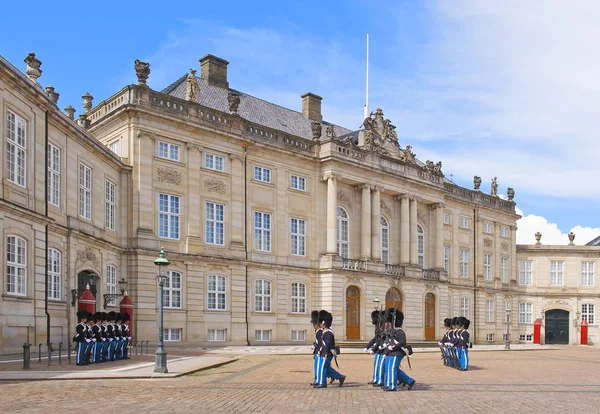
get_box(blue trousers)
[107,340,116,360]
[100,340,109,360]
[76,342,87,365]
[121,338,129,359]
[92,342,101,363]
[385,355,414,390]
[313,354,318,383]
[459,348,469,370]
[316,355,343,385]
[375,354,386,384]
[371,353,381,383]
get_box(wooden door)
[545,309,569,344]
[346,285,360,340]
[385,288,403,311]
[424,293,435,340]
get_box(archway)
[77,270,97,298]
[385,287,403,311]
[345,285,360,340]
[424,293,435,340]
[545,309,569,344]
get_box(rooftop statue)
[134,59,150,85]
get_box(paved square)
[1,347,599,413]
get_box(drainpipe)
[44,110,51,348]
[244,147,250,346]
[472,206,477,345]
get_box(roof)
[162,76,351,141]
[586,235,600,246]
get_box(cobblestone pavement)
[1,347,599,413]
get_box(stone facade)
[0,53,597,354]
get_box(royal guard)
[122,313,131,359]
[383,308,415,391]
[314,311,345,388]
[100,312,109,361]
[310,310,321,386]
[106,311,116,361]
[439,318,452,366]
[74,310,90,366]
[91,312,103,363]
[459,318,471,371]
[365,310,384,385]
[114,313,123,360]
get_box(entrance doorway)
[77,270,97,299]
[385,288,403,311]
[424,293,435,340]
[346,285,360,340]
[545,309,569,344]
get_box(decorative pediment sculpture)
[424,160,444,176]
[311,122,322,141]
[326,125,336,140]
[473,176,482,191]
[490,177,498,197]
[185,69,198,101]
[134,59,150,85]
[507,187,515,201]
[358,108,401,156]
[399,145,416,164]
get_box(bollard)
[38,343,42,363]
[59,342,63,365]
[145,340,149,355]
[133,341,138,355]
[48,343,53,366]
[23,343,31,370]
[68,342,72,364]
[140,341,143,355]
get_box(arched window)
[48,249,61,300]
[337,207,349,258]
[380,216,390,264]
[417,224,425,268]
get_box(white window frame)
[254,166,271,183]
[48,144,60,207]
[519,334,533,342]
[486,333,494,342]
[581,261,595,287]
[417,224,425,268]
[158,141,180,162]
[292,330,306,341]
[208,329,227,341]
[254,279,272,312]
[207,275,226,310]
[483,222,493,234]
[486,299,495,322]
[206,202,224,245]
[254,212,271,252]
[460,249,469,278]
[290,174,306,191]
[105,180,116,231]
[291,218,306,256]
[106,264,117,306]
[163,328,182,341]
[164,270,182,309]
[519,260,533,285]
[6,235,27,296]
[48,248,61,300]
[255,329,271,341]
[291,282,306,313]
[501,256,509,283]
[501,226,510,238]
[519,302,533,324]
[158,193,180,239]
[459,216,470,229]
[109,140,121,156]
[6,110,27,187]
[205,153,224,171]
[79,163,92,220]
[443,212,451,225]
[550,260,564,286]
[484,254,493,280]
[582,304,595,325]
[460,297,470,318]
[381,216,390,264]
[443,245,450,273]
[337,207,349,258]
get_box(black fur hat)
[107,311,117,321]
[318,310,328,325]
[310,310,320,325]
[122,312,130,322]
[101,312,108,321]
[462,318,470,329]
[444,318,452,328]
[457,316,466,327]
[394,310,405,328]
[115,313,122,322]
[371,310,380,325]
[452,316,460,326]
[93,312,102,322]
[76,310,88,321]
[323,312,333,328]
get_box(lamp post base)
[504,341,510,350]
[154,346,168,373]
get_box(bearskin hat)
[457,316,466,327]
[451,316,460,327]
[444,318,452,328]
[310,310,320,325]
[122,312,130,322]
[115,313,122,322]
[107,311,117,321]
[371,310,380,325]
[76,309,88,321]
[394,310,405,328]
[323,312,333,328]
[93,312,102,322]
[462,318,470,329]
[101,312,108,321]
[318,310,328,325]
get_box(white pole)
[364,32,369,120]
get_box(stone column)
[435,203,444,269]
[324,173,338,255]
[399,195,410,264]
[135,130,156,248]
[409,196,418,266]
[371,187,382,261]
[186,144,203,253]
[229,154,245,249]
[360,184,372,260]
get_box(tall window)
[581,262,595,287]
[444,246,450,272]
[460,249,469,278]
[7,236,27,296]
[205,153,224,171]
[460,297,470,318]
[550,261,564,286]
[255,279,271,312]
[486,299,495,322]
[459,216,470,229]
[519,303,533,324]
[79,163,92,220]
[483,222,493,234]
[105,180,116,231]
[484,254,493,280]
[417,224,425,268]
[206,202,224,245]
[48,249,61,300]
[159,194,180,239]
[158,141,180,161]
[109,140,120,156]
[519,260,532,285]
[207,275,226,310]
[106,265,117,306]
[501,257,509,283]
[254,212,271,252]
[381,216,390,264]
[291,175,306,191]
[504,301,511,322]
[291,282,306,313]
[6,110,27,187]
[337,207,349,258]
[48,144,60,206]
[164,270,182,308]
[254,166,271,183]
[582,304,595,325]
[501,226,510,238]
[291,218,306,256]
[443,212,451,225]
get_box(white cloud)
[516,207,600,245]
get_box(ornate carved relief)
[501,242,509,251]
[417,210,427,223]
[546,300,570,307]
[424,283,436,292]
[483,238,493,248]
[389,276,402,288]
[204,178,226,194]
[337,191,351,206]
[208,265,229,272]
[380,200,392,217]
[347,274,361,285]
[157,168,181,185]
[76,246,99,270]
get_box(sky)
[2,0,598,245]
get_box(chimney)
[301,92,322,123]
[199,54,229,88]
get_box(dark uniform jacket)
[387,328,408,357]
[73,322,87,343]
[319,328,336,357]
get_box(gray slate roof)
[586,235,600,246]
[162,76,351,141]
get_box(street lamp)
[103,277,128,308]
[373,296,381,310]
[154,247,170,374]
[70,273,97,306]
[504,308,511,350]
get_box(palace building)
[0,52,598,354]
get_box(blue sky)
[2,0,598,244]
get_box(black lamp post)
[103,277,128,308]
[70,273,97,306]
[505,308,511,350]
[154,247,169,374]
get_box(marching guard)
[74,310,90,365]
[382,308,415,391]
[314,310,346,388]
